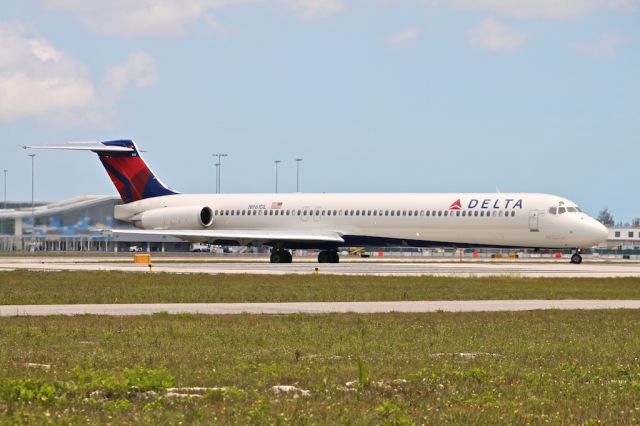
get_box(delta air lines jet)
[24,140,608,264]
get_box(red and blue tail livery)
[22,139,178,203]
[97,140,177,203]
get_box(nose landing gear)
[570,249,583,264]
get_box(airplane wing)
[108,229,345,246]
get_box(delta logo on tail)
[449,199,462,210]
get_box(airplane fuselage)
[115,192,608,250]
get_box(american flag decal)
[271,202,283,209]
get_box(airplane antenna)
[496,186,501,193]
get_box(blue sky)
[0,0,638,222]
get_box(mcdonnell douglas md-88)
[24,140,608,264]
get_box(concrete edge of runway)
[2,300,640,317]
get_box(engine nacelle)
[134,206,214,230]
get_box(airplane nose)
[594,221,609,242]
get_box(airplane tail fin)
[23,140,178,203]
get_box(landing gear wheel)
[270,250,293,263]
[318,250,339,263]
[270,251,282,263]
[570,253,582,264]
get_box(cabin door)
[528,210,540,232]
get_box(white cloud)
[0,21,157,125]
[282,0,344,20]
[385,27,420,49]
[429,0,639,20]
[41,0,345,37]
[468,17,527,52]
[102,52,158,98]
[571,33,626,57]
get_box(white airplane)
[24,140,608,264]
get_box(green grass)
[1,311,640,423]
[1,270,640,305]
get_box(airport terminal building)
[0,196,188,252]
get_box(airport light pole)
[3,169,6,210]
[214,163,220,193]
[28,154,35,238]
[295,158,303,192]
[274,160,281,193]
[212,153,228,193]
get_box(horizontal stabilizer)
[22,142,134,152]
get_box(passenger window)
[408,211,412,216]
[462,211,466,217]
[457,211,461,216]
[231,210,235,216]
[549,207,557,215]
[511,211,515,217]
[316,210,320,216]
[356,210,360,216]
[558,207,566,214]
[303,210,307,216]
[474,211,479,217]
[432,210,436,216]
[385,211,389,216]
[438,211,442,217]
[396,210,401,216]
[390,211,395,216]
[333,210,338,216]
[414,210,418,216]
[373,210,377,216]
[444,211,448,217]
[426,211,430,216]
[420,210,424,216]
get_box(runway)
[2,300,640,316]
[1,257,640,277]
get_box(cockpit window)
[576,207,582,212]
[549,207,557,215]
[566,207,577,212]
[558,207,566,214]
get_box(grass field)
[1,311,639,424]
[1,271,640,305]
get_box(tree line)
[597,208,640,228]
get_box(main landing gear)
[270,250,292,263]
[570,249,583,264]
[318,250,339,263]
